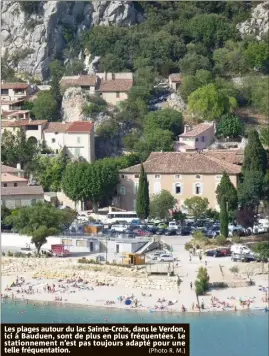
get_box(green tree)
[195,267,210,296]
[1,128,38,169]
[220,198,229,237]
[250,78,269,115]
[238,171,264,208]
[135,129,174,162]
[149,190,177,220]
[49,60,64,106]
[32,91,58,121]
[179,53,211,75]
[216,172,238,211]
[244,41,269,72]
[31,152,69,192]
[188,84,237,120]
[260,127,269,147]
[216,114,244,138]
[242,130,267,175]
[183,197,209,220]
[136,164,150,220]
[64,59,85,75]
[179,75,199,100]
[99,53,127,72]
[143,109,183,138]
[62,161,119,212]
[253,242,269,261]
[5,203,75,254]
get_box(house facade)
[117,152,241,212]
[0,82,32,100]
[1,172,44,209]
[44,121,95,163]
[177,123,215,152]
[60,72,133,106]
[168,73,183,91]
[1,120,48,143]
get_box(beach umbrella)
[125,299,132,305]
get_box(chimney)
[104,71,107,81]
[17,163,21,171]
[184,125,191,133]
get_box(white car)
[77,213,89,222]
[149,251,166,260]
[158,254,174,262]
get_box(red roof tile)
[1,82,28,89]
[1,164,22,174]
[44,122,73,133]
[60,75,97,87]
[1,173,28,182]
[1,186,44,196]
[2,120,47,127]
[180,123,214,137]
[65,121,94,133]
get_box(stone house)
[60,72,133,106]
[44,121,95,163]
[2,110,31,120]
[1,172,44,209]
[0,82,35,100]
[117,151,242,212]
[1,164,25,178]
[176,123,215,152]
[168,73,183,91]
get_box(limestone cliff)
[1,1,143,80]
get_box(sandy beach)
[1,255,269,313]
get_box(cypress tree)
[216,171,238,211]
[220,198,229,238]
[136,164,150,220]
[242,130,267,175]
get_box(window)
[116,92,120,98]
[175,183,182,195]
[201,136,205,142]
[62,239,72,246]
[116,244,120,253]
[1,89,8,95]
[121,174,125,179]
[154,182,161,194]
[3,183,7,187]
[195,137,199,142]
[76,240,87,247]
[194,183,202,195]
[52,138,55,143]
[216,175,222,180]
[133,182,139,194]
[134,174,139,179]
[77,136,81,144]
[133,199,137,210]
[155,175,160,179]
[195,175,201,179]
[31,199,36,206]
[74,148,80,157]
[175,175,181,179]
[14,183,18,187]
[119,186,126,195]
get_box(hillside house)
[1,120,48,143]
[168,74,183,91]
[176,123,215,152]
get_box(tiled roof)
[60,75,97,87]
[2,110,30,118]
[204,150,244,165]
[1,164,21,174]
[169,74,182,83]
[1,173,28,182]
[1,82,28,89]
[1,185,44,196]
[0,98,27,105]
[2,120,47,127]
[180,123,214,137]
[97,79,133,92]
[120,152,241,175]
[66,122,94,133]
[44,122,73,133]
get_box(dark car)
[219,248,231,256]
[155,228,166,235]
[205,229,220,238]
[205,249,223,257]
[178,227,192,235]
[164,229,177,236]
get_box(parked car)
[158,254,174,262]
[205,249,223,257]
[231,253,255,262]
[177,227,192,235]
[149,251,166,260]
[157,223,167,229]
[18,248,35,256]
[168,221,179,230]
[164,229,177,236]
[205,230,220,238]
[155,228,166,235]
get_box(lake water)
[2,300,268,356]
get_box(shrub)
[216,235,227,246]
[210,282,228,289]
[193,231,206,240]
[230,266,239,274]
[232,236,241,244]
[185,242,193,251]
[2,252,6,256]
[7,251,13,257]
[195,267,210,296]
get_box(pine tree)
[220,198,229,238]
[242,129,267,175]
[136,164,150,220]
[216,171,238,211]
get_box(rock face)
[237,1,269,40]
[61,87,89,122]
[167,92,187,111]
[1,1,143,79]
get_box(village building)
[117,151,242,212]
[176,123,215,152]
[168,73,183,91]
[60,72,133,106]
[0,82,36,100]
[1,119,48,143]
[1,164,25,178]
[1,110,31,120]
[43,121,95,163]
[1,166,44,209]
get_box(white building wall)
[107,241,146,254]
[44,132,65,152]
[65,133,91,162]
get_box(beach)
[2,252,269,313]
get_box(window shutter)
[201,183,204,194]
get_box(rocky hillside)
[1,1,143,80]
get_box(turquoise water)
[2,300,268,356]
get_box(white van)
[111,224,127,232]
[231,245,252,255]
[168,221,178,230]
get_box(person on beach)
[189,255,192,262]
[190,282,193,290]
[205,260,207,266]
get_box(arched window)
[175,183,182,195]
[195,175,201,179]
[194,183,202,195]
